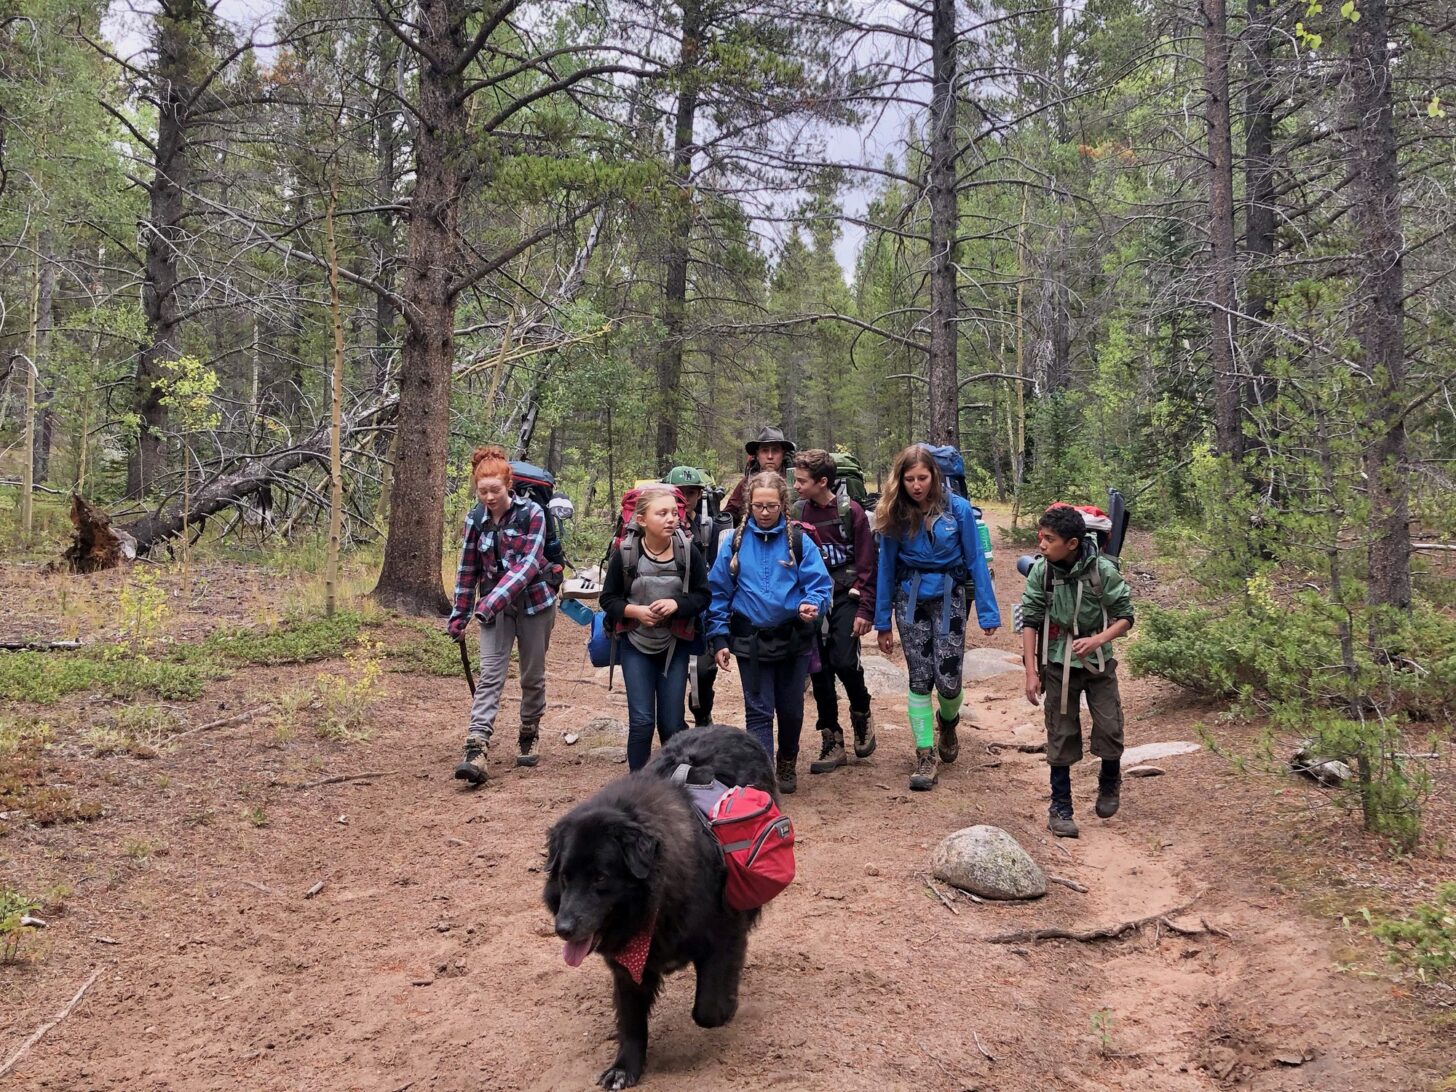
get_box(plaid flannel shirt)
[448,496,555,629]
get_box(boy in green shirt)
[1020,505,1135,838]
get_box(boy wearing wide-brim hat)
[724,426,797,526]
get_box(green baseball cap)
[664,466,709,487]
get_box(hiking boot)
[454,739,488,785]
[908,747,939,791]
[851,709,876,758]
[1047,806,1080,838]
[936,713,960,765]
[809,730,847,774]
[1095,776,1122,819]
[515,724,540,768]
[776,754,798,795]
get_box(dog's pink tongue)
[562,937,593,967]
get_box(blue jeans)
[737,653,810,763]
[618,640,690,771]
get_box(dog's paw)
[597,1065,640,1090]
[691,995,738,1029]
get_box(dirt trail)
[2,512,1448,1090]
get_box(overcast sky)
[101,0,918,281]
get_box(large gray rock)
[963,647,1025,682]
[578,716,628,739]
[931,825,1046,900]
[1121,741,1201,765]
[859,655,909,697]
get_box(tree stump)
[56,494,137,573]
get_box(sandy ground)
[2,513,1452,1091]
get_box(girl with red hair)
[447,445,558,784]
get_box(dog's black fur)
[544,726,776,1090]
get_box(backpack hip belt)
[897,562,970,638]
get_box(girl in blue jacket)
[708,471,833,793]
[874,446,1000,791]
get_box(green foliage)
[200,612,369,666]
[1130,594,1456,849]
[314,639,385,742]
[391,621,468,678]
[0,888,41,963]
[1366,884,1456,983]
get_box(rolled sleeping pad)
[1105,488,1129,558]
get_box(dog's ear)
[545,824,563,873]
[616,821,659,882]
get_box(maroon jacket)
[794,496,877,623]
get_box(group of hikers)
[446,426,1136,837]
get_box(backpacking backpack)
[672,765,795,912]
[917,443,968,499]
[610,486,688,551]
[692,487,734,565]
[830,452,870,506]
[508,461,567,579]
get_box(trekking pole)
[457,638,476,696]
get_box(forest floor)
[2,507,1454,1091]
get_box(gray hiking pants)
[467,604,556,742]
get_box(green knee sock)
[908,691,934,749]
[937,689,964,723]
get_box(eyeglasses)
[750,502,782,513]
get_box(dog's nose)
[555,915,578,940]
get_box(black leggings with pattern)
[894,585,967,698]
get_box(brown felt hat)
[744,426,796,458]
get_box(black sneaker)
[454,740,488,785]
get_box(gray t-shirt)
[627,551,683,655]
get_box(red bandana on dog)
[612,915,656,984]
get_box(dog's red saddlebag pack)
[674,767,795,911]
[708,786,795,911]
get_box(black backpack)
[508,460,567,582]
[692,486,734,565]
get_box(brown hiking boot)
[1047,807,1080,838]
[908,747,939,791]
[515,724,540,768]
[809,730,847,774]
[454,739,488,785]
[936,713,960,764]
[851,709,876,758]
[776,753,798,795]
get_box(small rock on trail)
[931,825,1046,900]
[1290,740,1351,786]
[1126,765,1165,778]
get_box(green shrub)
[0,888,41,962]
[1129,587,1456,850]
[1366,883,1456,983]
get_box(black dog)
[544,726,776,1089]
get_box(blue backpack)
[917,443,968,499]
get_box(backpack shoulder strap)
[836,492,855,543]
[620,528,641,583]
[728,522,748,579]
[787,523,802,567]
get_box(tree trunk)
[1348,0,1410,614]
[371,0,466,616]
[128,0,198,498]
[31,232,55,484]
[1203,0,1240,461]
[326,188,346,618]
[1243,0,1276,433]
[926,0,959,448]
[1044,0,1071,396]
[654,0,703,466]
